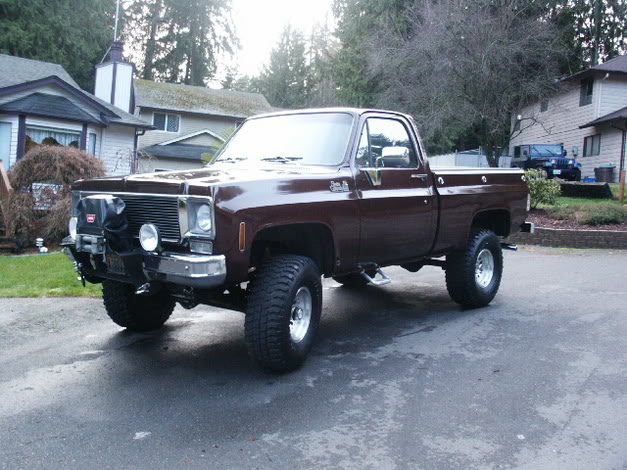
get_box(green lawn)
[0,253,101,298]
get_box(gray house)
[0,52,152,175]
[133,79,274,171]
[510,55,627,181]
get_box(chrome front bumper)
[143,253,227,288]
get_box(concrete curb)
[508,226,627,249]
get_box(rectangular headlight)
[186,199,215,239]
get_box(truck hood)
[73,163,345,196]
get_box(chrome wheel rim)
[290,286,312,343]
[475,248,495,289]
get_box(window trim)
[579,78,594,107]
[89,132,97,155]
[153,112,181,133]
[355,116,420,170]
[583,133,601,157]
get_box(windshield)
[530,145,563,157]
[214,112,354,166]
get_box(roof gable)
[134,79,274,119]
[157,128,226,146]
[0,92,101,124]
[0,55,153,129]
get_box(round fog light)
[139,224,161,252]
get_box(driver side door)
[354,116,436,265]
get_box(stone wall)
[508,227,627,249]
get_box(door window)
[356,118,417,169]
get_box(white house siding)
[137,109,237,148]
[599,76,627,117]
[99,124,135,175]
[510,78,627,180]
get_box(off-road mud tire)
[245,255,322,372]
[102,280,175,331]
[445,229,503,308]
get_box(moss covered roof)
[134,79,273,118]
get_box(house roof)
[0,54,80,89]
[580,105,627,128]
[141,143,217,161]
[0,55,152,129]
[0,92,101,124]
[570,54,627,80]
[134,79,274,119]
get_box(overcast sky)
[229,0,335,77]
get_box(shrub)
[579,203,627,226]
[525,169,561,208]
[2,146,106,247]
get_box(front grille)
[119,194,181,242]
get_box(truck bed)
[429,167,528,254]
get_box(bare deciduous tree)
[368,0,566,166]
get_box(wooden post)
[620,169,626,203]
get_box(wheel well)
[250,224,336,276]
[471,210,511,237]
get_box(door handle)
[410,174,428,181]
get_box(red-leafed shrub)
[1,146,106,247]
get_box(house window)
[0,122,11,167]
[25,126,81,153]
[583,134,601,157]
[540,100,548,112]
[153,113,180,132]
[580,78,594,106]
[89,133,97,155]
[513,119,521,132]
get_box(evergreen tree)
[548,0,627,74]
[332,0,411,107]
[255,25,310,108]
[0,0,119,90]
[125,0,237,86]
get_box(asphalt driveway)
[1,247,626,470]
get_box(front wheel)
[245,255,322,372]
[445,229,503,308]
[102,280,175,331]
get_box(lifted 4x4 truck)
[63,108,532,372]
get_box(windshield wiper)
[260,156,303,163]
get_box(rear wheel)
[102,280,175,331]
[245,255,322,372]
[445,229,503,308]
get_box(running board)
[500,242,518,251]
[360,267,392,286]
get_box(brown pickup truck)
[62,108,532,371]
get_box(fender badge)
[330,181,349,193]
[86,214,96,223]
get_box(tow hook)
[135,283,155,295]
[500,243,518,251]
